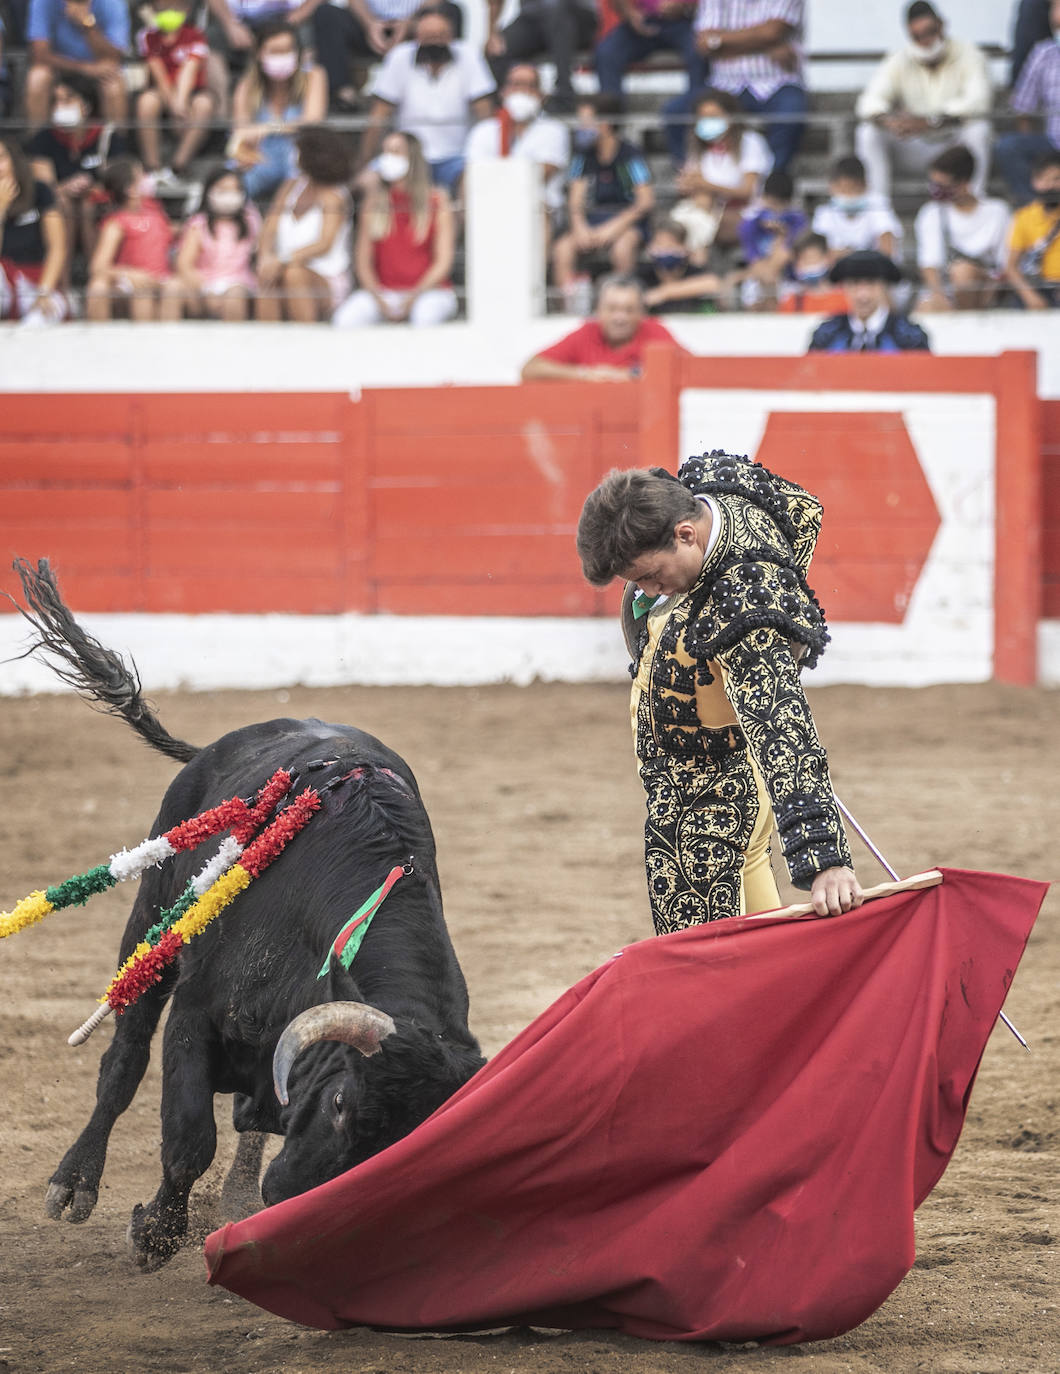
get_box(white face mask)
[908,36,946,63]
[139,172,157,196]
[261,51,299,81]
[376,152,410,184]
[52,103,83,128]
[503,91,540,124]
[208,188,245,215]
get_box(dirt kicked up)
[0,681,1055,1374]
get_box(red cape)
[204,868,1046,1344]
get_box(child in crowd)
[163,165,260,320]
[257,125,352,322]
[777,231,850,314]
[0,134,68,325]
[136,0,217,190]
[915,144,1010,311]
[333,130,457,328]
[811,155,901,264]
[636,218,723,314]
[672,87,772,258]
[737,169,806,308]
[85,156,173,320]
[25,74,125,288]
[230,23,328,203]
[1004,149,1060,310]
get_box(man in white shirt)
[464,63,570,221]
[310,0,461,111]
[855,1,992,198]
[914,143,1011,310]
[360,7,495,189]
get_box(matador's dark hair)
[576,468,702,587]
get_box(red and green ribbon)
[318,865,407,979]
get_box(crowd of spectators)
[0,0,1058,333]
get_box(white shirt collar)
[849,304,889,339]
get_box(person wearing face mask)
[85,154,173,320]
[24,0,130,132]
[671,87,771,259]
[637,218,723,313]
[810,156,901,265]
[807,249,930,353]
[855,2,992,202]
[163,164,261,319]
[359,8,495,192]
[485,0,597,115]
[25,73,125,285]
[464,64,569,240]
[914,144,1010,312]
[230,21,327,201]
[997,0,1060,206]
[776,231,850,314]
[135,0,217,192]
[1004,148,1060,308]
[0,133,69,325]
[333,129,457,327]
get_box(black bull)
[12,560,486,1271]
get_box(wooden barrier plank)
[143,445,344,486]
[0,443,134,484]
[144,489,339,523]
[376,580,597,616]
[373,532,579,581]
[142,574,343,614]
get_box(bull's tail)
[9,557,198,764]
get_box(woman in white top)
[914,144,1011,311]
[257,125,354,322]
[671,88,772,257]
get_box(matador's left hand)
[810,866,863,917]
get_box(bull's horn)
[273,1002,396,1106]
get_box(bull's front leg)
[127,1010,217,1271]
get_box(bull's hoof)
[127,1203,182,1272]
[45,1180,98,1223]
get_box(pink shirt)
[108,197,172,277]
[182,205,262,288]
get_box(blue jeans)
[595,18,707,98]
[997,131,1059,206]
[240,134,298,202]
[429,156,465,193]
[661,82,807,170]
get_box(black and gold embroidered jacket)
[627,452,852,890]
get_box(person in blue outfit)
[808,248,930,353]
[25,0,129,129]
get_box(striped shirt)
[1011,38,1060,146]
[694,0,805,101]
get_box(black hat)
[829,250,902,284]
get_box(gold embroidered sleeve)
[717,626,852,890]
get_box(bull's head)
[261,1001,396,1205]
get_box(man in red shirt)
[521,275,681,381]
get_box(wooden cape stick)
[744,869,944,921]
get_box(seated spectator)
[1004,148,1060,309]
[313,1,462,115]
[807,249,930,352]
[522,274,680,381]
[637,217,723,313]
[691,0,807,172]
[359,7,495,191]
[914,144,1010,311]
[333,129,457,326]
[596,2,707,164]
[855,2,992,199]
[671,87,771,258]
[1010,0,1052,86]
[230,22,328,202]
[997,0,1060,206]
[736,168,806,307]
[205,0,327,68]
[256,124,353,321]
[161,165,260,319]
[777,230,850,313]
[486,0,597,115]
[25,0,130,130]
[811,155,902,264]
[551,94,654,313]
[464,63,570,241]
[85,155,173,320]
[135,0,217,191]
[0,13,10,119]
[25,72,125,285]
[0,133,68,324]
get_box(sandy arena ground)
[0,680,1055,1374]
